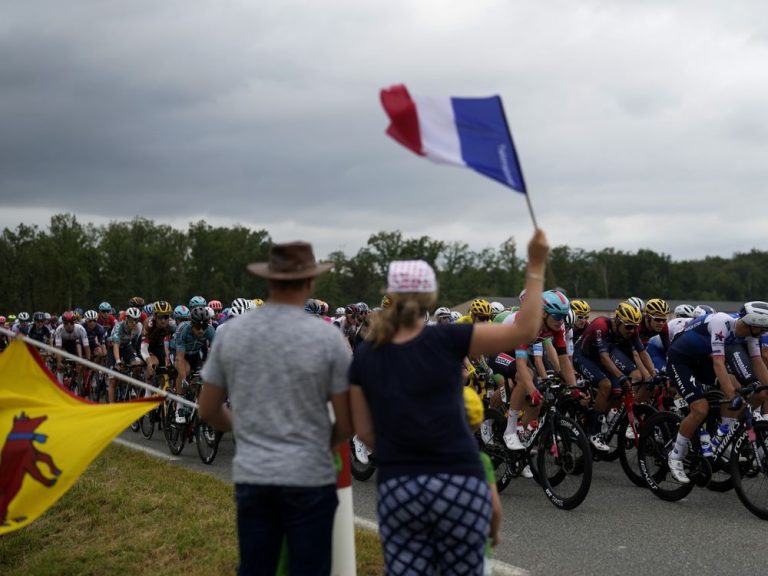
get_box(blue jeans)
[235,483,338,576]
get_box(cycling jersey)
[27,324,52,344]
[84,322,106,349]
[577,316,644,361]
[110,321,143,346]
[501,311,567,358]
[11,322,30,336]
[669,312,759,358]
[174,322,215,355]
[54,323,88,348]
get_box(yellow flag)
[0,340,161,534]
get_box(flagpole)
[524,193,538,229]
[0,326,197,409]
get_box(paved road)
[117,428,767,576]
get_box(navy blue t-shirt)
[348,323,483,482]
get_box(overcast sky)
[2,1,768,261]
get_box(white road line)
[113,437,180,461]
[353,517,530,576]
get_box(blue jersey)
[670,312,760,358]
[174,322,215,355]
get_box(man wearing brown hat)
[199,241,352,576]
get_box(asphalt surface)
[117,428,768,576]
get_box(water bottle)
[699,429,713,458]
[710,423,729,450]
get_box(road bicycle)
[638,383,768,520]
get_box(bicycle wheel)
[140,410,155,440]
[536,415,593,510]
[350,441,377,481]
[730,421,768,520]
[196,420,222,464]
[637,411,694,501]
[618,404,657,488]
[477,408,514,493]
[163,402,184,455]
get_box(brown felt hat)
[247,241,333,280]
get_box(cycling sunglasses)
[650,316,667,323]
[548,312,567,321]
[619,321,639,330]
[156,315,170,320]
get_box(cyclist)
[28,311,52,345]
[141,300,175,389]
[108,306,144,403]
[632,298,670,401]
[490,301,505,320]
[173,306,215,423]
[12,312,31,335]
[83,309,107,362]
[570,298,592,342]
[497,290,577,451]
[573,302,646,452]
[0,316,7,352]
[97,301,116,336]
[54,311,91,381]
[433,306,453,324]
[666,301,768,483]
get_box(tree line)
[0,213,765,314]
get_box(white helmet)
[449,311,462,322]
[84,310,98,321]
[674,304,695,318]
[335,306,345,316]
[490,302,505,315]
[125,307,141,320]
[626,297,645,313]
[693,304,715,318]
[739,301,768,327]
[434,306,452,318]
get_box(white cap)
[387,260,437,293]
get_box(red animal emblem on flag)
[0,412,62,527]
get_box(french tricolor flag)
[380,84,527,194]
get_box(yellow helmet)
[615,302,642,324]
[469,298,492,318]
[570,299,591,316]
[381,294,392,309]
[153,300,173,315]
[463,386,484,429]
[252,298,264,308]
[645,298,670,317]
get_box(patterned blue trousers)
[377,474,491,575]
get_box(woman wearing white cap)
[349,229,549,576]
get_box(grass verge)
[0,444,383,575]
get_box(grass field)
[0,444,384,575]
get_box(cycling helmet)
[490,301,505,316]
[674,304,695,318]
[739,301,768,327]
[143,303,154,315]
[645,298,670,317]
[316,300,329,315]
[615,302,642,325]
[188,295,207,309]
[174,305,190,320]
[228,305,243,317]
[693,304,715,318]
[61,311,75,323]
[357,302,370,314]
[129,296,145,307]
[450,311,462,322]
[570,299,592,316]
[304,299,321,315]
[381,294,392,309]
[626,297,645,313]
[208,299,223,311]
[204,306,215,320]
[518,289,527,302]
[345,304,359,316]
[154,300,172,315]
[7,314,16,322]
[0,316,5,324]
[434,306,452,319]
[84,310,98,321]
[469,299,492,318]
[542,290,570,317]
[564,309,576,330]
[252,298,264,307]
[73,307,84,317]
[231,297,253,312]
[463,386,485,429]
[18,311,30,322]
[33,311,46,322]
[335,306,345,316]
[190,306,210,325]
[125,307,142,320]
[99,301,112,313]
[44,313,51,321]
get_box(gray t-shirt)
[201,303,350,486]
